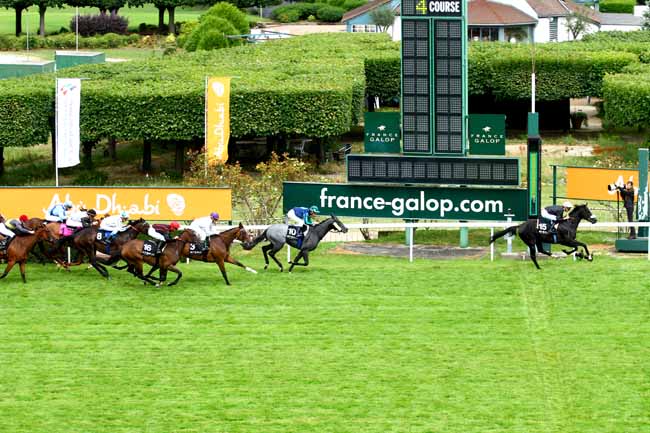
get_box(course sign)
[284,182,526,220]
[0,186,232,221]
[414,0,462,16]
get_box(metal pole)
[287,245,291,263]
[55,78,59,187]
[409,226,413,263]
[490,228,494,262]
[75,7,79,51]
[204,76,208,177]
[552,165,557,205]
[67,247,71,264]
[505,213,514,254]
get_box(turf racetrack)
[0,245,648,432]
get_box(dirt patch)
[332,242,486,259]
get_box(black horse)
[244,215,348,272]
[490,204,597,269]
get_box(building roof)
[469,0,537,25]
[564,1,602,24]
[342,0,394,23]
[599,12,641,26]
[526,0,571,17]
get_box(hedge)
[0,33,643,148]
[599,0,635,13]
[603,73,650,128]
[0,33,139,50]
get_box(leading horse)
[490,204,597,269]
[244,215,348,272]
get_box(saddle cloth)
[59,224,75,237]
[188,242,205,256]
[536,218,553,234]
[286,225,303,241]
[142,240,158,257]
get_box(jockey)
[99,211,130,240]
[541,201,572,233]
[66,208,97,230]
[189,212,221,251]
[287,206,320,234]
[151,221,181,241]
[145,223,167,254]
[1,215,34,238]
[45,200,73,223]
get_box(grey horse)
[244,215,348,272]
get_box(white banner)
[55,78,81,168]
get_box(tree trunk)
[107,137,117,161]
[99,8,107,15]
[0,147,4,177]
[82,140,94,169]
[15,7,23,37]
[157,6,165,31]
[110,8,119,17]
[174,141,184,175]
[39,5,46,37]
[167,6,176,34]
[142,139,152,172]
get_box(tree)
[0,0,34,36]
[369,6,395,33]
[566,11,589,40]
[35,0,64,37]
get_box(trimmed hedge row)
[0,33,378,146]
[603,73,650,128]
[0,33,139,50]
[599,0,635,13]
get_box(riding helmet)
[170,221,180,230]
[120,210,129,219]
[309,206,320,214]
[19,215,28,223]
[64,200,73,209]
[563,201,573,209]
[210,212,220,220]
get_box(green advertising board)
[284,182,527,220]
[364,112,401,153]
[469,114,506,155]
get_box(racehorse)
[120,229,200,287]
[243,215,348,272]
[178,223,255,286]
[22,218,65,266]
[71,218,149,278]
[490,203,597,269]
[0,223,55,283]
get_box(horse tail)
[490,225,517,244]
[242,230,267,250]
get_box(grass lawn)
[0,247,648,432]
[0,5,206,36]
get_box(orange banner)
[206,77,231,164]
[566,167,638,202]
[0,187,231,221]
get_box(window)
[352,24,378,33]
[467,26,499,41]
[550,18,558,41]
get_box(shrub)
[197,30,230,50]
[202,2,249,34]
[72,170,109,186]
[71,14,129,36]
[327,0,346,7]
[271,5,303,22]
[137,23,159,35]
[316,5,345,21]
[342,0,366,11]
[177,20,199,48]
[185,16,238,52]
[599,0,635,13]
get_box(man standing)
[618,181,636,239]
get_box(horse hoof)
[587,255,593,262]
[264,265,268,270]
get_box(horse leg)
[224,254,257,274]
[89,250,109,279]
[0,260,16,280]
[19,261,27,283]
[536,239,552,256]
[528,244,541,270]
[562,247,578,255]
[563,240,592,261]
[144,264,160,278]
[166,265,183,286]
[261,244,272,270]
[267,244,284,272]
[289,251,307,272]
[216,259,230,285]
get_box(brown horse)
[179,223,255,285]
[22,218,65,266]
[0,224,55,283]
[70,218,149,278]
[120,229,200,287]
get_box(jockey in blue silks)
[287,206,320,234]
[45,200,73,222]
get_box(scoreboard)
[401,0,467,155]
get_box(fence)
[233,221,650,263]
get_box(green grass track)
[0,246,648,432]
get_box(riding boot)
[156,241,164,255]
[203,238,210,253]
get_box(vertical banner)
[56,78,81,168]
[205,77,231,164]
